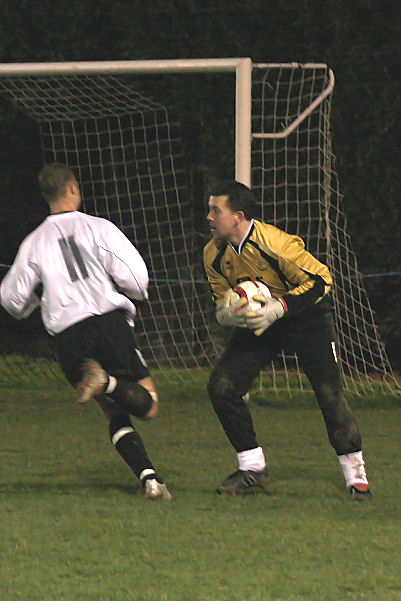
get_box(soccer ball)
[230,280,272,313]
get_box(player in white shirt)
[0,163,171,500]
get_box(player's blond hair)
[38,163,77,204]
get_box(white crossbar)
[0,57,253,186]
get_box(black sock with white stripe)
[109,412,154,480]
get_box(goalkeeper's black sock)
[109,412,154,480]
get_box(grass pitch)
[1,370,401,601]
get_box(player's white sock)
[105,375,117,394]
[338,451,369,488]
[237,446,266,472]
[139,468,156,481]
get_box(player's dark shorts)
[209,306,362,456]
[53,309,150,387]
[212,308,341,396]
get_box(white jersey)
[0,211,149,335]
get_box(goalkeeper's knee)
[207,373,243,412]
[109,380,157,419]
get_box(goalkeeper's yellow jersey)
[203,219,333,315]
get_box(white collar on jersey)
[228,219,254,254]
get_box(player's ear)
[68,179,80,196]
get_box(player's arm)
[246,229,332,335]
[0,238,41,319]
[274,230,332,314]
[203,251,247,328]
[99,223,149,302]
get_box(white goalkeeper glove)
[246,295,287,336]
[216,289,249,328]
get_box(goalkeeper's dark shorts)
[212,308,341,397]
[209,307,363,456]
[53,309,150,387]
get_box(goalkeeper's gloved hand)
[246,295,287,336]
[216,289,249,328]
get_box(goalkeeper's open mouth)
[209,225,226,240]
[210,226,225,240]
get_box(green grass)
[1,370,401,601]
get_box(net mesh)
[0,65,398,394]
[0,74,216,384]
[252,65,397,394]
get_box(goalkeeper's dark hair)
[208,180,259,220]
[38,163,78,204]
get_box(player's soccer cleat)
[77,359,108,403]
[348,483,372,501]
[144,477,172,500]
[339,451,371,501]
[216,468,269,495]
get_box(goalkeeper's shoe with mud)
[143,476,172,500]
[77,359,108,403]
[216,468,269,495]
[348,483,372,501]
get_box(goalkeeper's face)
[207,195,243,242]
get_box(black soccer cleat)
[348,483,372,501]
[216,468,269,495]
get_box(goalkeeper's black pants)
[207,310,362,456]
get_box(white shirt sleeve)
[0,235,41,319]
[1,213,150,334]
[98,222,149,301]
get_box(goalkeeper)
[204,181,371,500]
[0,163,171,501]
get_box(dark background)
[0,0,400,366]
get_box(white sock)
[105,375,117,394]
[139,469,156,481]
[338,451,369,488]
[237,447,266,472]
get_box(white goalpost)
[0,58,398,396]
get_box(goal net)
[251,64,397,396]
[0,60,398,396]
